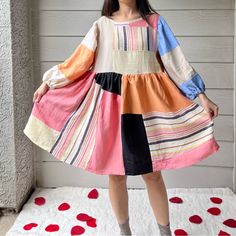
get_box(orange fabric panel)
[58,44,95,82]
[121,71,193,114]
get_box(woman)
[25,0,220,235]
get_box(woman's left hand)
[197,93,219,120]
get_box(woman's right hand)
[33,82,50,103]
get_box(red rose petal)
[88,189,98,199]
[218,230,231,236]
[174,229,188,236]
[189,215,203,224]
[223,219,236,228]
[58,202,70,211]
[34,197,46,206]
[76,213,93,221]
[23,223,38,230]
[207,207,221,215]
[210,197,222,204]
[71,225,85,235]
[45,224,60,232]
[169,197,183,204]
[86,218,97,228]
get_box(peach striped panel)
[142,102,217,161]
[152,137,220,171]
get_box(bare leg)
[108,175,131,235]
[142,171,172,235]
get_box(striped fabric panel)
[50,79,103,169]
[113,24,157,51]
[157,15,206,100]
[142,103,214,161]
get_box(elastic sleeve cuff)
[179,73,206,100]
[42,66,56,89]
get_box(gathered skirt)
[23,70,220,175]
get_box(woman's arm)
[157,15,219,119]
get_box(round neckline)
[105,15,143,24]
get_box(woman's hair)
[101,0,158,24]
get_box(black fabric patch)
[94,72,122,95]
[121,114,153,175]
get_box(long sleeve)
[42,20,98,89]
[157,15,206,100]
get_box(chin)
[119,0,135,4]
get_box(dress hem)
[24,117,220,176]
[84,137,220,175]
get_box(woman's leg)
[108,175,131,235]
[141,171,172,235]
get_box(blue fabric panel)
[179,73,206,100]
[158,15,179,56]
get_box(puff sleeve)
[42,20,98,89]
[157,15,206,100]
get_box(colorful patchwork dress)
[23,13,220,175]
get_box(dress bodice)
[42,12,206,102]
[92,15,162,74]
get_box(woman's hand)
[197,92,219,120]
[33,82,50,103]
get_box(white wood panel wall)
[32,0,235,191]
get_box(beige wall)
[33,0,235,190]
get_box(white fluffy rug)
[6,187,236,236]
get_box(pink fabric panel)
[130,19,148,27]
[152,138,220,171]
[130,13,158,28]
[87,90,125,175]
[32,71,95,132]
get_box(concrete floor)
[0,213,19,236]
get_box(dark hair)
[101,0,158,24]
